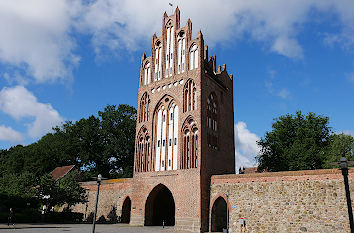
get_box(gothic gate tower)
[130,7,235,232]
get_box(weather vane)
[169,3,173,14]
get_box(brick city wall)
[130,169,201,232]
[71,169,201,232]
[71,178,133,222]
[210,169,354,233]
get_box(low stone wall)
[71,178,133,222]
[210,169,354,233]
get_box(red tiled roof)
[50,165,75,181]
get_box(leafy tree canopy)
[36,170,86,207]
[256,111,332,171]
[0,104,136,208]
[325,133,354,168]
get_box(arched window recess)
[135,126,152,172]
[154,40,162,81]
[153,95,179,171]
[189,44,199,70]
[139,93,150,123]
[207,93,218,149]
[183,79,197,112]
[177,31,186,74]
[143,61,151,85]
[180,116,198,169]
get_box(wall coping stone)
[211,168,354,184]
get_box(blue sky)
[0,0,353,170]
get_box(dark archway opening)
[145,184,175,226]
[121,197,131,223]
[211,196,227,232]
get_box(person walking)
[7,208,14,226]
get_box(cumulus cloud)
[0,0,80,83]
[0,125,23,143]
[1,0,354,83]
[0,86,64,138]
[234,121,261,172]
[75,0,354,59]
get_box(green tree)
[36,171,86,208]
[99,104,136,178]
[59,170,87,207]
[325,133,354,167]
[256,111,332,171]
[0,145,25,176]
[51,104,136,179]
[0,103,137,205]
[0,172,36,197]
[36,174,61,206]
[0,172,38,208]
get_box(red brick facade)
[131,8,235,232]
[70,8,354,233]
[73,8,235,233]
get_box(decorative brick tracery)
[135,126,152,172]
[180,116,198,169]
[139,92,150,123]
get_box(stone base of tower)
[130,216,200,232]
[175,217,201,232]
[70,168,206,232]
[129,169,202,232]
[129,215,144,226]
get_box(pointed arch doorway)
[121,196,131,223]
[144,184,175,226]
[211,196,227,232]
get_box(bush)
[0,208,41,223]
[43,212,84,223]
[0,209,83,223]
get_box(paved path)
[0,223,193,233]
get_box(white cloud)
[2,72,29,86]
[0,86,64,138]
[0,125,23,143]
[1,0,354,83]
[272,37,303,59]
[75,0,354,59]
[0,0,80,83]
[234,121,261,172]
[277,88,290,99]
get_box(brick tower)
[130,7,235,232]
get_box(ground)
[0,224,192,233]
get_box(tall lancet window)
[183,79,197,112]
[165,23,174,77]
[207,92,218,149]
[143,62,151,85]
[177,31,186,74]
[181,117,198,169]
[189,44,198,70]
[154,97,179,171]
[139,93,150,123]
[135,126,152,172]
[154,40,162,81]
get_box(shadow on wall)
[97,215,107,223]
[86,212,94,222]
[85,206,119,224]
[107,206,118,223]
